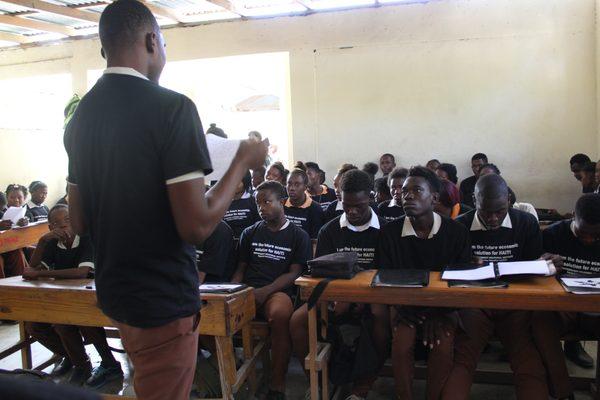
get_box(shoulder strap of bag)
[307,278,333,310]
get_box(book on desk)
[370,269,430,288]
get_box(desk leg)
[241,324,257,393]
[18,322,32,369]
[215,336,236,400]
[320,303,329,400]
[308,305,318,400]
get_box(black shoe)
[267,390,286,400]
[68,365,92,386]
[85,362,123,389]
[50,357,73,376]
[564,341,594,369]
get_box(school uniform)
[196,220,236,282]
[223,192,260,238]
[25,201,49,222]
[309,185,337,211]
[64,67,212,399]
[442,209,548,400]
[532,220,600,399]
[459,175,477,208]
[284,196,324,239]
[376,213,471,400]
[376,199,405,223]
[26,236,111,370]
[239,219,311,391]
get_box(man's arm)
[231,261,248,283]
[254,264,303,304]
[68,184,87,236]
[167,140,268,245]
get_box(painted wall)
[0,0,598,211]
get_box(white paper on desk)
[561,277,600,288]
[205,134,241,182]
[200,284,243,290]
[497,260,549,276]
[2,206,25,224]
[441,264,495,281]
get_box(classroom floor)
[0,321,596,399]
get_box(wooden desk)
[0,222,48,254]
[0,277,262,400]
[296,270,600,400]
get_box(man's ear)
[145,32,155,53]
[431,192,440,205]
[100,48,106,60]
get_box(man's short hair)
[256,181,287,200]
[387,167,409,185]
[437,163,458,184]
[472,153,488,163]
[407,166,442,194]
[380,153,395,163]
[479,163,501,175]
[575,194,600,225]
[341,170,373,194]
[475,173,509,201]
[582,161,597,173]
[99,0,159,54]
[570,153,591,166]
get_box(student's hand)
[42,228,72,244]
[16,217,29,227]
[0,220,12,230]
[237,138,269,170]
[22,268,40,280]
[391,306,425,329]
[540,253,564,275]
[253,287,269,306]
[471,256,485,266]
[422,312,457,349]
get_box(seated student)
[458,153,488,208]
[374,177,392,204]
[232,181,311,400]
[0,193,6,218]
[434,179,461,219]
[324,163,358,221]
[252,166,266,190]
[435,163,459,185]
[196,220,236,284]
[377,167,408,222]
[305,162,337,211]
[426,159,441,172]
[0,185,30,278]
[284,163,324,239]
[362,162,379,183]
[26,181,50,222]
[23,205,122,387]
[223,171,260,238]
[266,162,289,187]
[581,161,597,194]
[532,194,600,400]
[478,163,536,219]
[569,153,591,184]
[379,153,396,177]
[376,166,471,400]
[441,174,550,400]
[291,170,389,400]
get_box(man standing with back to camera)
[64,1,268,399]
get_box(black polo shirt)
[196,220,236,282]
[238,220,311,295]
[376,200,405,223]
[41,235,94,271]
[26,202,49,222]
[64,71,212,328]
[284,197,324,239]
[223,194,260,238]
[543,220,600,275]
[310,185,337,211]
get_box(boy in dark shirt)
[377,167,407,222]
[284,165,324,238]
[442,174,550,400]
[532,194,600,400]
[376,166,471,400]
[23,205,122,388]
[324,163,358,222]
[459,153,488,208]
[196,220,235,283]
[379,153,396,177]
[26,181,50,222]
[306,162,337,210]
[232,181,311,400]
[581,161,597,194]
[223,171,260,237]
[569,153,591,183]
[291,170,389,399]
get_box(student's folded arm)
[68,184,87,235]
[35,267,90,280]
[231,261,248,284]
[28,239,50,271]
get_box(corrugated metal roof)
[22,11,94,28]
[0,1,30,14]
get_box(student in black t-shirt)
[377,167,407,222]
[305,162,337,211]
[266,161,289,186]
[376,166,471,400]
[458,153,487,208]
[569,153,591,183]
[223,171,260,237]
[374,177,392,204]
[284,163,324,238]
[442,174,551,400]
[232,181,311,400]
[379,153,396,177]
[26,181,50,222]
[64,3,268,398]
[196,220,235,283]
[23,205,123,388]
[435,162,458,185]
[291,170,388,399]
[581,161,597,194]
[324,163,358,221]
[532,194,600,400]
[252,165,266,190]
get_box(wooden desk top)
[0,277,255,336]
[296,270,600,313]
[0,222,48,254]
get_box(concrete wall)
[0,0,598,210]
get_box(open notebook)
[441,260,551,282]
[559,276,600,295]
